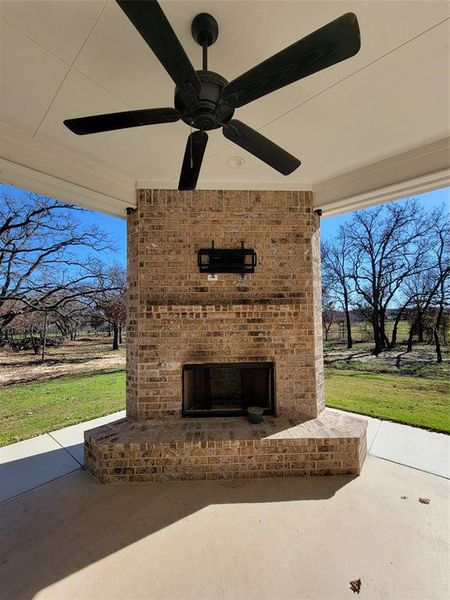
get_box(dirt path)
[0,338,125,386]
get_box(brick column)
[126,189,324,420]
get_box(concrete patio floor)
[0,454,448,600]
[1,411,449,599]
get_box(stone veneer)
[85,189,366,483]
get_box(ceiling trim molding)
[318,168,449,217]
[1,124,448,217]
[315,137,450,215]
[136,180,313,191]
[0,158,132,218]
[0,122,135,214]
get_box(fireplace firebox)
[182,362,275,417]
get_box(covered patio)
[1,0,449,598]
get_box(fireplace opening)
[182,362,275,417]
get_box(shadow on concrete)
[0,445,81,503]
[0,461,355,599]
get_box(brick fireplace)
[85,190,366,483]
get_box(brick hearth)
[85,409,367,483]
[85,189,366,482]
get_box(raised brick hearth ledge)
[85,409,367,483]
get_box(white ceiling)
[0,0,449,217]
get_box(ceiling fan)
[64,0,361,191]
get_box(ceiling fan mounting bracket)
[191,13,219,47]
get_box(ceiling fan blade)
[178,131,208,191]
[223,120,300,175]
[116,0,201,99]
[221,13,360,109]
[64,107,181,135]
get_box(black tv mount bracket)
[197,241,257,275]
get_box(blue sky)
[320,186,449,242]
[1,183,127,266]
[1,183,448,263]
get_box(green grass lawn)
[1,364,448,447]
[325,368,450,433]
[0,371,125,446]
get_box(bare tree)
[393,206,449,358]
[53,298,92,341]
[347,199,433,355]
[321,256,334,341]
[93,265,126,350]
[321,281,336,342]
[429,210,450,362]
[322,231,353,348]
[0,192,112,336]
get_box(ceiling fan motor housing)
[175,70,234,131]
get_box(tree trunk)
[112,322,119,350]
[107,322,111,337]
[389,305,407,349]
[434,328,443,363]
[324,322,331,341]
[433,283,445,363]
[379,308,389,351]
[390,319,400,348]
[406,321,416,353]
[371,311,383,355]
[118,325,122,345]
[41,313,48,362]
[417,319,424,343]
[343,291,353,349]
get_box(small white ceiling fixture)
[227,157,245,169]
